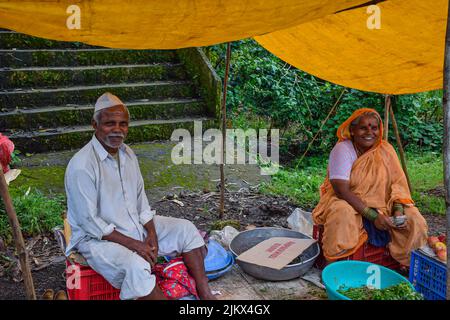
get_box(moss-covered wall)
[176,48,222,119]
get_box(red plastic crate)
[65,260,121,300]
[313,224,400,270]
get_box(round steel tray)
[229,227,320,281]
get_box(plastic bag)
[287,208,313,237]
[209,226,239,248]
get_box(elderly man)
[65,92,215,300]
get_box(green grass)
[260,151,445,215]
[0,186,65,243]
[406,151,445,215]
[260,156,327,210]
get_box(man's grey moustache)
[107,135,124,138]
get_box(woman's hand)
[373,210,396,231]
[392,210,407,229]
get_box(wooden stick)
[219,42,232,219]
[384,95,390,140]
[442,0,450,300]
[0,169,36,300]
[296,88,346,169]
[389,100,412,193]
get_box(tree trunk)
[443,0,450,301]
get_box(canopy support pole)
[388,98,412,193]
[0,170,36,300]
[384,95,390,140]
[443,0,450,299]
[219,43,232,219]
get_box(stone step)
[0,31,101,49]
[0,49,178,68]
[0,81,198,110]
[0,63,187,89]
[0,98,206,130]
[7,117,217,153]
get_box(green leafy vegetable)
[337,282,423,300]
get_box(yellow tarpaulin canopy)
[0,0,365,49]
[255,0,448,94]
[0,0,447,94]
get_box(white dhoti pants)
[77,215,205,300]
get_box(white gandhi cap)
[94,92,125,112]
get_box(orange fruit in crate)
[428,236,440,247]
[437,250,446,262]
[434,242,446,252]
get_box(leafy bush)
[0,187,65,242]
[206,40,443,159]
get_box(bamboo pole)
[0,169,36,300]
[384,95,390,140]
[295,88,346,169]
[219,43,232,219]
[443,0,450,300]
[389,99,412,193]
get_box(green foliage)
[207,40,443,157]
[10,149,22,167]
[0,187,65,242]
[337,282,423,300]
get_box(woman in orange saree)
[312,108,428,266]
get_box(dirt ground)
[0,188,446,300]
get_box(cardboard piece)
[237,237,317,270]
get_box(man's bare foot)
[197,287,217,300]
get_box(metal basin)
[229,227,320,281]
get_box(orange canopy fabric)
[255,0,448,94]
[0,0,365,49]
[0,0,447,94]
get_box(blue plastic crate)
[409,250,447,300]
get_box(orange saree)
[312,109,428,266]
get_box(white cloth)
[94,92,124,112]
[328,139,357,181]
[65,135,205,299]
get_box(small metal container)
[391,215,407,226]
[229,227,320,281]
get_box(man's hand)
[129,239,157,266]
[144,235,158,266]
[102,230,157,266]
[143,219,159,266]
[373,210,396,231]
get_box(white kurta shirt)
[65,135,154,255]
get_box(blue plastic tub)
[322,261,415,300]
[164,239,234,280]
[204,239,234,280]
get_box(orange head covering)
[336,108,384,148]
[319,108,384,196]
